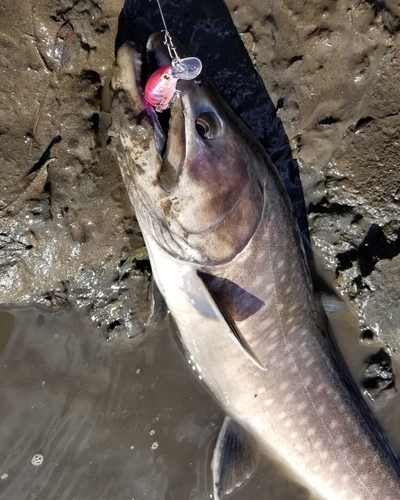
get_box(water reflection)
[0,306,222,499]
[0,306,313,500]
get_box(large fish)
[109,33,400,499]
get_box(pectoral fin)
[183,271,266,370]
[212,417,259,500]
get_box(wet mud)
[0,0,400,498]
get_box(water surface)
[0,305,312,500]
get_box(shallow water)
[0,305,314,500]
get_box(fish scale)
[145,228,397,500]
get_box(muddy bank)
[0,0,400,497]
[1,0,399,347]
[0,0,152,340]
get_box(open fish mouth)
[111,35,171,160]
[111,32,227,190]
[141,33,176,156]
[142,32,211,153]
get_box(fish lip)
[134,35,172,161]
[122,32,179,166]
[144,33,188,190]
[111,33,186,188]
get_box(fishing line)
[145,0,203,111]
[155,0,179,62]
[153,0,202,80]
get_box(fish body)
[109,34,400,499]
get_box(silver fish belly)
[109,33,400,499]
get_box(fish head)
[110,33,268,265]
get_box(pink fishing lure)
[144,65,179,112]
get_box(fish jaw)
[109,42,166,218]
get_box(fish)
[108,32,400,499]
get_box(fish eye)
[162,74,171,80]
[195,112,222,140]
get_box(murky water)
[0,305,314,500]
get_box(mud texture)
[1,0,398,343]
[1,0,400,439]
[1,0,400,498]
[0,0,152,340]
[2,0,400,441]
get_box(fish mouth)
[143,33,188,190]
[111,32,194,193]
[115,32,218,193]
[110,34,177,151]
[142,33,173,155]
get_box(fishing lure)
[144,0,202,112]
[145,65,179,112]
